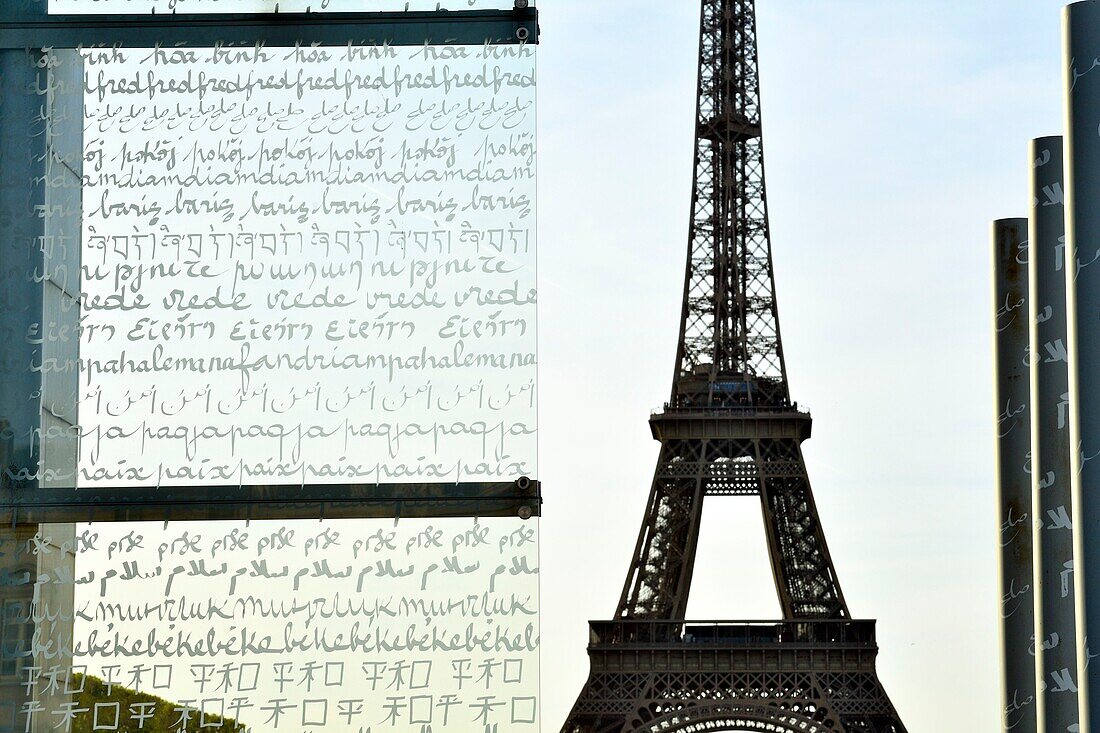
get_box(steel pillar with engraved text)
[1064,3,1100,729]
[993,218,1037,733]
[1028,136,1078,732]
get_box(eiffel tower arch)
[561,1,908,731]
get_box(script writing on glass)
[1,518,540,732]
[37,42,539,490]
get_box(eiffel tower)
[560,2,908,732]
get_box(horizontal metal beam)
[588,619,878,647]
[649,410,812,442]
[1,479,541,523]
[0,8,538,49]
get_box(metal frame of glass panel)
[0,8,539,48]
[0,3,541,523]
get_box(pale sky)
[536,1,1070,730]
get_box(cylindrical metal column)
[1065,4,1100,730]
[1029,136,1079,732]
[995,217,1038,733]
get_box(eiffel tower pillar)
[561,1,907,731]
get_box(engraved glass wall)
[1,40,537,501]
[79,43,536,491]
[0,13,539,733]
[2,517,540,732]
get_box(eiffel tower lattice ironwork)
[560,1,908,732]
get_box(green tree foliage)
[69,673,246,733]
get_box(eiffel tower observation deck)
[560,1,908,731]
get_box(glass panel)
[1,40,537,495]
[48,0,532,14]
[2,21,538,733]
[0,517,540,732]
